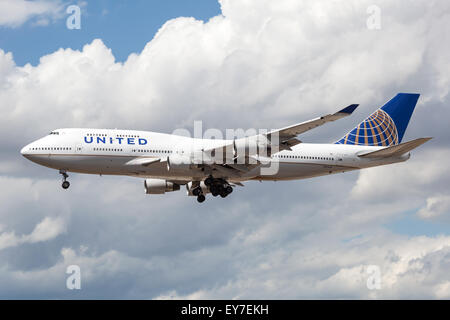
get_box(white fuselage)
[20,128,409,183]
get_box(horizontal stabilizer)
[358,137,432,158]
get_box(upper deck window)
[87,133,107,137]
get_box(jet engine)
[144,179,180,194]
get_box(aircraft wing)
[266,104,359,141]
[207,162,261,178]
[201,104,359,156]
[125,157,162,167]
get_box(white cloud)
[26,216,67,243]
[0,0,64,28]
[154,234,450,299]
[351,148,450,201]
[1,230,449,299]
[418,194,450,221]
[0,216,66,250]
[0,230,21,250]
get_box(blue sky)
[387,210,450,237]
[0,0,221,66]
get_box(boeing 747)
[21,93,431,203]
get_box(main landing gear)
[209,184,233,198]
[204,176,233,199]
[59,170,70,189]
[190,176,234,203]
[191,186,206,203]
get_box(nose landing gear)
[59,170,70,189]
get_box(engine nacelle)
[166,154,193,172]
[144,179,180,194]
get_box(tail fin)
[335,93,420,146]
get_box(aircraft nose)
[20,144,30,157]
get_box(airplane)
[21,93,431,203]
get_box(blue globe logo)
[339,109,399,146]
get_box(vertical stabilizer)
[335,93,420,146]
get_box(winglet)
[338,104,359,114]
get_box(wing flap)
[210,164,243,177]
[125,157,161,167]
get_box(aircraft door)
[75,144,83,153]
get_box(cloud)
[156,234,450,299]
[0,0,65,28]
[418,194,450,222]
[0,216,67,250]
[0,0,449,298]
[351,147,450,202]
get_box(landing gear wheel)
[225,186,233,194]
[204,176,213,186]
[59,170,70,190]
[192,187,201,196]
[210,185,219,197]
[218,185,227,198]
[197,194,206,203]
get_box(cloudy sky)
[0,0,449,299]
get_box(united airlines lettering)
[84,136,148,145]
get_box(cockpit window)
[49,131,60,135]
